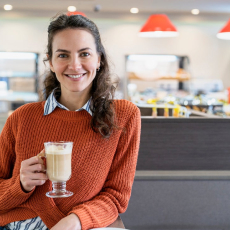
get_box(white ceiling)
[1,0,230,20]
[1,0,230,13]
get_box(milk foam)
[46,145,72,155]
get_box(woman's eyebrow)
[55,49,70,53]
[78,47,92,52]
[55,48,92,53]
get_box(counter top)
[135,170,230,180]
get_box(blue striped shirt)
[44,88,92,116]
[4,216,48,230]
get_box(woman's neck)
[58,87,91,111]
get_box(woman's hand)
[20,150,48,192]
[50,214,82,230]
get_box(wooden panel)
[137,118,230,170]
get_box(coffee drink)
[46,144,72,182]
[44,142,73,198]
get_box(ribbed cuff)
[9,175,35,203]
[68,206,94,230]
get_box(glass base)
[46,181,73,198]
[46,190,73,198]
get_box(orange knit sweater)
[0,99,141,230]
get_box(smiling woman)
[49,28,101,111]
[0,14,141,230]
[44,14,118,138]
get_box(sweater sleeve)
[68,106,141,230]
[0,114,34,214]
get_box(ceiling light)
[139,14,178,38]
[130,8,139,14]
[191,9,200,15]
[68,6,77,12]
[217,19,230,40]
[4,4,13,11]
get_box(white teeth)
[67,74,84,79]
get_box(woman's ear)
[97,54,101,69]
[47,54,55,72]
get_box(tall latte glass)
[44,141,73,198]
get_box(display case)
[0,51,39,113]
[125,54,190,97]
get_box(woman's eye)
[80,52,90,57]
[58,54,68,58]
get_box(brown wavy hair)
[43,14,119,138]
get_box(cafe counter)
[121,116,230,230]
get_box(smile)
[65,73,86,79]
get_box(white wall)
[0,18,48,82]
[98,19,230,89]
[1,16,230,92]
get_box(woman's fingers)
[21,156,42,167]
[20,177,47,190]
[21,158,45,173]
[30,162,46,172]
[20,153,48,192]
[21,173,47,182]
[37,149,45,158]
[20,173,47,192]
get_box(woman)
[0,14,141,230]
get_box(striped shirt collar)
[44,88,92,116]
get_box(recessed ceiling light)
[4,4,13,11]
[68,6,77,12]
[191,9,200,15]
[130,8,139,14]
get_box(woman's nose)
[68,57,82,70]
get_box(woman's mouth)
[65,73,86,79]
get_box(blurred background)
[1,0,230,118]
[2,2,230,229]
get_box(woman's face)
[49,28,101,95]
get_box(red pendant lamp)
[67,11,87,17]
[139,14,178,37]
[217,19,230,40]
